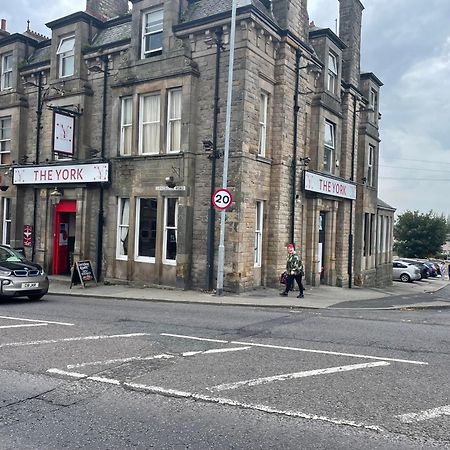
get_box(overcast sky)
[3,0,450,217]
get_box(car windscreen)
[0,247,25,262]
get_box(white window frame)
[139,93,160,154]
[120,97,133,155]
[167,88,182,153]
[258,92,268,157]
[141,8,164,59]
[0,117,11,165]
[2,197,11,246]
[254,201,263,267]
[367,144,374,186]
[163,197,178,265]
[134,197,158,263]
[324,120,335,173]
[116,198,130,260]
[1,53,12,90]
[56,36,75,78]
[327,52,338,94]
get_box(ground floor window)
[254,201,263,267]
[163,197,177,264]
[2,197,10,245]
[116,198,129,259]
[135,197,157,262]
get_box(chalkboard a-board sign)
[70,260,97,288]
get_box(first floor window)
[120,97,133,155]
[139,93,160,154]
[254,201,263,267]
[116,198,129,259]
[0,117,11,165]
[142,8,163,58]
[324,120,335,173]
[167,88,181,152]
[135,197,158,261]
[56,36,75,78]
[2,197,10,245]
[258,92,268,156]
[163,197,178,264]
[367,144,375,186]
[327,52,338,94]
[1,53,12,90]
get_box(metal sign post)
[216,0,237,296]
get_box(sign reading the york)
[13,163,109,185]
[304,171,356,200]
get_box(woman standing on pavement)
[280,243,304,298]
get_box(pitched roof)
[91,21,131,48]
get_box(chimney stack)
[0,19,9,38]
[339,0,364,87]
[86,0,129,21]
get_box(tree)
[394,211,448,258]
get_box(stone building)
[0,0,395,292]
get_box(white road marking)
[182,346,251,357]
[45,368,382,432]
[209,361,390,391]
[0,333,151,349]
[397,405,450,423]
[161,333,228,343]
[0,323,48,329]
[67,353,174,369]
[0,315,74,326]
[160,333,427,365]
[229,340,428,365]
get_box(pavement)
[47,275,450,310]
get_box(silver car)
[0,245,49,300]
[392,261,421,283]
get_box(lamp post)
[206,28,224,291]
[89,55,109,281]
[216,0,237,296]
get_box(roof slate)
[91,21,131,47]
[181,0,277,25]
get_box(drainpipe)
[348,94,357,288]
[96,55,108,281]
[31,71,43,261]
[206,28,223,290]
[290,49,301,245]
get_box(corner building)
[0,0,394,292]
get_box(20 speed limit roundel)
[212,188,232,210]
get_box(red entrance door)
[52,200,76,275]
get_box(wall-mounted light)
[165,176,176,189]
[50,187,63,205]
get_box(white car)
[392,261,421,282]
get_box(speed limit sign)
[212,188,233,210]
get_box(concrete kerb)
[46,276,450,310]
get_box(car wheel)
[400,273,411,283]
[28,294,45,301]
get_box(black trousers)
[285,273,304,295]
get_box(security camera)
[165,176,176,188]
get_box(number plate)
[22,282,39,288]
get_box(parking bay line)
[209,361,390,392]
[46,368,382,432]
[0,323,48,329]
[397,405,450,423]
[0,315,74,326]
[0,333,151,349]
[161,333,428,366]
[66,347,251,369]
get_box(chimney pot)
[1,19,6,31]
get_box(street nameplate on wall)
[12,163,109,185]
[304,171,356,200]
